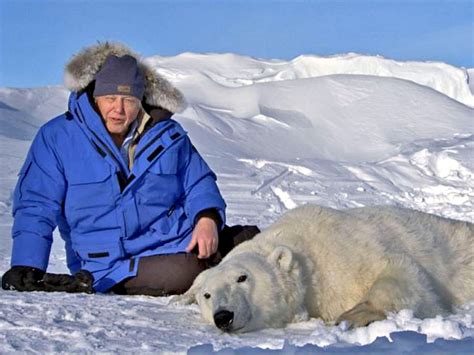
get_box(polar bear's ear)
[268,246,294,272]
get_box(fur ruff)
[64,42,185,113]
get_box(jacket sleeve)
[178,136,226,230]
[11,127,66,271]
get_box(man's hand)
[186,216,219,259]
[42,270,95,294]
[2,266,95,294]
[1,266,45,291]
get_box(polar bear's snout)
[207,292,252,332]
[213,310,234,331]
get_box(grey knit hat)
[93,54,145,99]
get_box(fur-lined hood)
[64,42,185,113]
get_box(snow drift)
[146,52,474,107]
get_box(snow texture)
[0,53,473,353]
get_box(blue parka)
[11,90,226,292]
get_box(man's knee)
[111,224,260,296]
[112,253,208,296]
[218,224,260,256]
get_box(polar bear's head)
[176,246,307,332]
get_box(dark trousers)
[111,225,260,296]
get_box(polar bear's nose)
[214,310,234,331]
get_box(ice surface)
[0,53,473,352]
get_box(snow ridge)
[147,52,474,107]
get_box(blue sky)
[0,0,472,88]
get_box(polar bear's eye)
[237,275,247,283]
[204,293,211,299]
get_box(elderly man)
[1,43,258,295]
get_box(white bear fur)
[176,205,474,332]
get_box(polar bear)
[175,205,474,332]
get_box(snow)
[146,52,474,107]
[1,53,473,352]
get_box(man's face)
[95,95,141,138]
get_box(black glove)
[1,266,45,291]
[2,267,94,294]
[41,269,95,294]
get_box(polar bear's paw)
[169,293,194,306]
[292,308,309,323]
[336,301,386,328]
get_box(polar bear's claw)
[336,301,386,328]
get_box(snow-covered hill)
[147,52,474,107]
[0,53,473,352]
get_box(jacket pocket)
[158,204,185,234]
[65,164,115,223]
[67,163,112,185]
[148,152,178,175]
[137,152,181,208]
[73,239,124,270]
